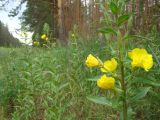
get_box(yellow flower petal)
[142,54,153,71]
[85,54,100,68]
[100,68,107,72]
[101,58,117,73]
[97,75,115,90]
[129,48,147,58]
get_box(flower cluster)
[85,48,153,90]
[41,34,49,41]
[85,54,117,90]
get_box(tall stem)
[121,57,127,120]
[118,34,127,120]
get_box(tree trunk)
[144,0,149,30]
[58,0,67,42]
[155,0,160,31]
[136,0,140,29]
[51,0,58,39]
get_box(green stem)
[118,35,127,120]
[120,59,127,120]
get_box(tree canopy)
[0,21,20,47]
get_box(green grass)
[0,37,160,119]
[0,41,112,120]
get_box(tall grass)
[0,35,159,119]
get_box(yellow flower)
[41,34,47,39]
[97,75,115,90]
[128,48,153,71]
[45,37,49,41]
[33,41,39,46]
[85,54,100,67]
[101,58,117,73]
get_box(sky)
[0,1,32,44]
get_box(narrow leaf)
[110,2,118,14]
[87,96,112,106]
[148,45,160,67]
[131,87,151,102]
[58,83,69,91]
[97,28,117,35]
[87,76,101,81]
[117,14,130,26]
[130,77,160,87]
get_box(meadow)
[0,31,160,120]
[0,0,160,119]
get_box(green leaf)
[130,77,160,87]
[110,2,118,14]
[97,28,117,35]
[149,90,160,101]
[130,87,151,102]
[148,45,160,67]
[117,14,130,26]
[58,83,69,91]
[87,76,101,81]
[87,96,112,106]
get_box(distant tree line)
[18,0,160,42]
[0,21,20,47]
[1,0,160,43]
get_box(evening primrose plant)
[85,1,154,120]
[39,23,51,47]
